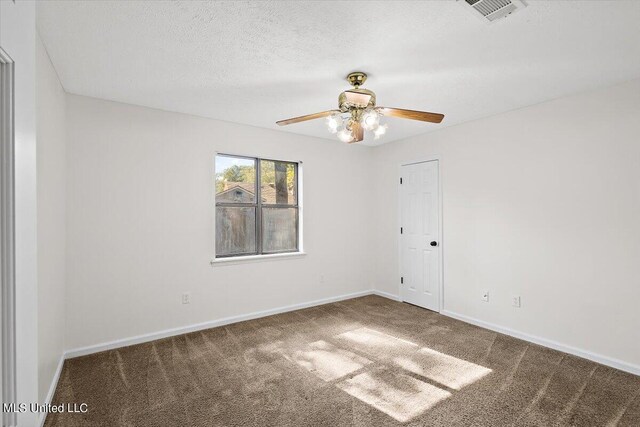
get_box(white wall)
[58,62,640,372]
[1,0,39,425]
[36,34,66,405]
[372,79,640,368]
[65,95,375,350]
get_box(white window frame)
[211,152,304,265]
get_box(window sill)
[210,252,306,266]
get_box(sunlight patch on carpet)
[278,328,493,422]
[337,327,492,390]
[284,340,372,381]
[336,367,451,422]
[394,348,492,390]
[336,328,419,356]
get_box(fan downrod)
[347,72,367,88]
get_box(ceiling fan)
[276,72,444,143]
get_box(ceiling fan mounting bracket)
[346,71,367,88]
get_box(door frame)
[0,46,17,427]
[397,155,444,312]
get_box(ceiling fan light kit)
[276,72,445,143]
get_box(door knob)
[430,241,438,247]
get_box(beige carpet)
[44,296,640,426]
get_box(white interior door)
[400,160,441,311]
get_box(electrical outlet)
[512,296,521,308]
[182,292,191,304]
[320,275,325,284]
[481,291,489,302]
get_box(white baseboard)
[441,310,640,377]
[39,354,65,427]
[65,290,373,359]
[372,289,401,301]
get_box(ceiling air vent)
[462,0,527,22]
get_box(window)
[215,154,299,258]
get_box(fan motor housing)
[339,88,376,112]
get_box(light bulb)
[361,109,379,131]
[337,128,354,143]
[374,123,388,139]
[326,114,342,134]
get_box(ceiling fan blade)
[351,121,364,143]
[276,110,340,126]
[377,107,444,124]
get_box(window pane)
[215,155,256,203]
[262,208,297,253]
[260,160,296,205]
[216,207,256,256]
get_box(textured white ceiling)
[37,1,640,145]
